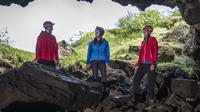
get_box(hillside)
[61,10,196,76]
[0,40,35,74]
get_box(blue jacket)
[87,39,110,64]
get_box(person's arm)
[54,37,59,63]
[86,42,93,64]
[136,42,143,66]
[152,38,158,65]
[105,41,110,64]
[36,36,42,61]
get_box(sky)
[0,0,175,52]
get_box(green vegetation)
[0,40,35,68]
[116,11,162,39]
[62,10,195,74]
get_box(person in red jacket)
[133,25,158,105]
[36,21,59,68]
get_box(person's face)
[95,30,101,37]
[46,25,53,33]
[143,29,149,37]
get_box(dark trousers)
[91,60,107,82]
[133,63,156,99]
[38,59,56,68]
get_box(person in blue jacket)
[86,26,110,82]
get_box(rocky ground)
[0,60,199,112]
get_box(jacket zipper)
[97,46,99,60]
[150,50,152,58]
[144,42,147,62]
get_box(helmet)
[143,25,153,34]
[43,21,55,29]
[95,26,105,36]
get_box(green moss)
[0,42,35,67]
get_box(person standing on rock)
[133,25,158,105]
[36,21,59,68]
[86,26,110,82]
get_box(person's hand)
[150,65,155,71]
[105,63,109,68]
[55,60,60,69]
[87,64,91,69]
[134,66,139,73]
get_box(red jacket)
[36,31,59,62]
[137,37,158,66]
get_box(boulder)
[195,104,200,112]
[162,24,190,43]
[58,40,75,60]
[183,27,196,57]
[64,62,89,80]
[128,46,140,53]
[129,45,176,62]
[109,60,136,77]
[171,78,200,98]
[0,62,104,111]
[157,46,175,62]
[172,46,182,55]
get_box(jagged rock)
[183,27,196,57]
[165,93,182,107]
[83,108,95,112]
[171,78,200,98]
[157,46,175,62]
[181,102,193,112]
[129,46,140,53]
[183,28,200,65]
[172,46,182,55]
[176,0,200,25]
[109,60,136,77]
[0,62,104,111]
[107,67,127,81]
[64,62,89,80]
[58,40,75,60]
[0,0,34,7]
[129,45,176,62]
[160,17,182,29]
[164,93,193,112]
[162,24,190,43]
[147,103,174,112]
[195,104,200,112]
[0,58,14,69]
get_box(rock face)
[129,45,176,62]
[171,78,200,98]
[0,0,34,7]
[157,46,175,62]
[0,62,104,112]
[129,46,140,53]
[109,60,136,77]
[183,27,200,65]
[58,40,75,60]
[176,0,200,25]
[63,62,89,80]
[1,61,200,112]
[162,24,190,43]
